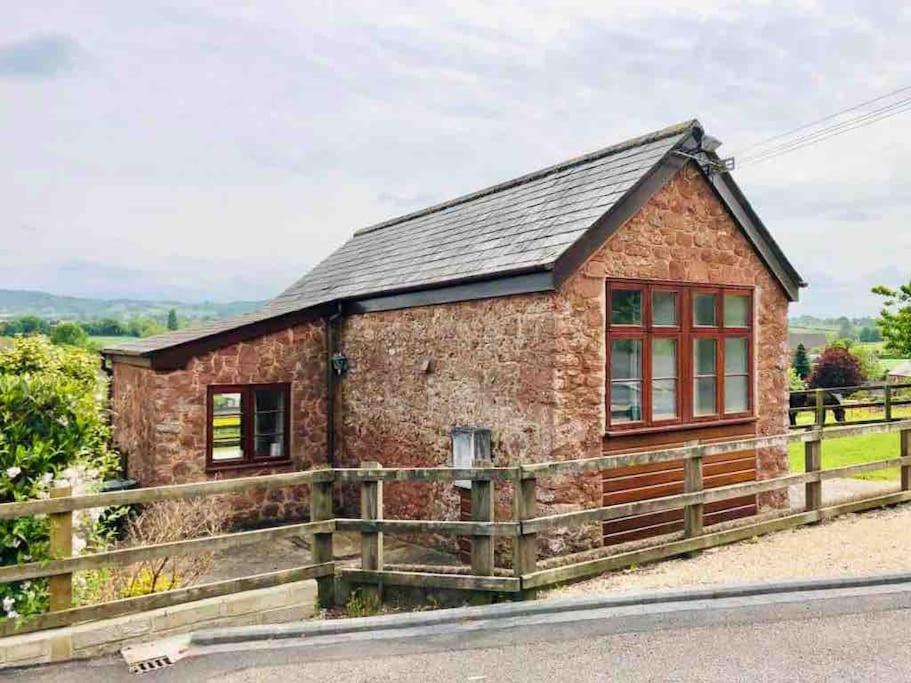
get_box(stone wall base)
[0,579,317,670]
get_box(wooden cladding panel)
[602,422,757,545]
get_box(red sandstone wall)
[554,163,791,517]
[110,321,328,524]
[337,297,559,555]
[112,363,160,485]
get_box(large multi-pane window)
[606,281,753,430]
[207,383,291,468]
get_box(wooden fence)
[790,382,911,428]
[1,420,910,636]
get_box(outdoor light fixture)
[331,351,349,376]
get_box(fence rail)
[2,419,911,637]
[790,382,911,429]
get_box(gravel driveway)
[547,499,911,598]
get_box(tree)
[166,309,179,331]
[793,343,811,380]
[858,326,882,343]
[807,345,865,391]
[873,281,911,357]
[836,316,856,340]
[50,322,89,347]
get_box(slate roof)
[262,121,693,317]
[103,119,802,359]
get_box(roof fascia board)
[347,270,555,314]
[551,151,688,287]
[106,354,151,368]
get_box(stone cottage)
[103,120,804,552]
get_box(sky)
[2,1,909,316]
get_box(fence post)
[471,459,495,579]
[360,461,383,602]
[513,467,537,598]
[48,485,73,612]
[884,384,893,422]
[815,388,825,428]
[901,429,910,492]
[683,442,704,539]
[805,433,823,511]
[310,474,335,608]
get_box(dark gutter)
[326,302,344,468]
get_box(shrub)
[0,336,118,621]
[807,345,865,391]
[50,322,89,348]
[787,367,806,392]
[75,499,225,605]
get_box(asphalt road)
[10,582,911,682]
[222,608,911,682]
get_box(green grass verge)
[788,431,901,481]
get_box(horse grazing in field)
[789,390,846,427]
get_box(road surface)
[10,581,911,682]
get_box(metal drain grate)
[129,655,174,674]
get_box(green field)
[88,335,137,347]
[789,403,909,481]
[788,431,902,481]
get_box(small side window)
[208,384,290,468]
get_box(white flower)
[41,472,53,485]
[2,597,14,612]
[6,610,18,620]
[5,466,21,480]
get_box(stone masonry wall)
[111,321,328,524]
[337,296,559,557]
[552,162,791,517]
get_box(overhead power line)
[733,85,911,168]
[738,84,911,155]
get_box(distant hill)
[0,289,264,322]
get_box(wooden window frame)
[206,383,292,471]
[606,279,754,434]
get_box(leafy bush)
[807,346,865,391]
[50,322,90,348]
[829,339,883,383]
[0,336,118,621]
[787,367,806,392]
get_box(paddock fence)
[790,382,911,428]
[1,419,910,636]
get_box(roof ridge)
[354,119,699,237]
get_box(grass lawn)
[789,404,908,481]
[788,431,902,481]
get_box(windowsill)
[605,416,757,438]
[206,458,293,473]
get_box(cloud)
[0,34,81,79]
[1,2,909,317]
